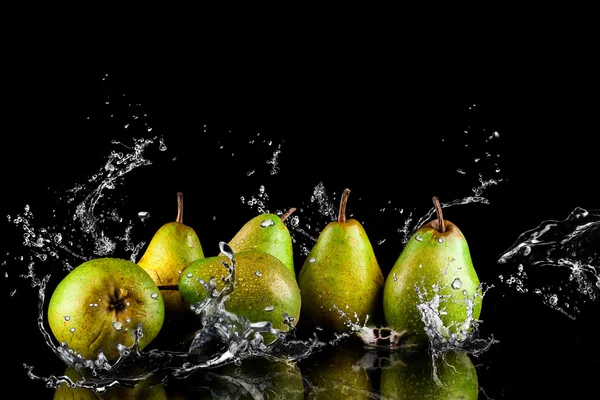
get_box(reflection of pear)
[53,367,167,399]
[302,339,374,399]
[164,358,304,399]
[137,192,204,317]
[383,196,482,346]
[298,189,384,333]
[223,208,296,274]
[380,350,478,399]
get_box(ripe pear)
[380,350,479,399]
[47,257,165,361]
[383,196,482,346]
[222,208,296,274]
[298,188,384,333]
[137,192,204,317]
[178,250,301,344]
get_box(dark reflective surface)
[3,67,598,399]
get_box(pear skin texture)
[297,219,384,333]
[380,351,479,399]
[47,258,165,361]
[137,221,204,315]
[53,366,168,399]
[224,213,295,274]
[383,220,482,345]
[178,251,301,343]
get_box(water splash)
[498,207,600,318]
[25,241,325,391]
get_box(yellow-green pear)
[380,350,479,399]
[383,196,482,347]
[179,250,301,344]
[47,257,165,361]
[137,192,204,317]
[298,188,384,333]
[222,208,296,274]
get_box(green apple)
[47,257,165,360]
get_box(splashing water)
[498,207,600,319]
[25,241,326,391]
[5,120,511,395]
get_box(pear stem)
[432,196,446,233]
[176,192,184,223]
[281,207,296,222]
[338,188,351,223]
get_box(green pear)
[137,192,204,317]
[54,366,168,399]
[298,188,384,333]
[222,208,296,274]
[383,196,482,346]
[178,250,301,344]
[302,339,374,399]
[47,257,165,361]
[380,350,479,399]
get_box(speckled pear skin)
[47,258,165,361]
[137,193,204,316]
[298,189,384,333]
[383,216,482,346]
[380,350,479,400]
[178,251,301,344]
[224,212,295,274]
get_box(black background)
[2,62,598,399]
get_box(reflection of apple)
[47,258,165,360]
[53,367,167,399]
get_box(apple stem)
[432,196,446,233]
[281,207,296,222]
[176,192,184,223]
[338,188,351,223]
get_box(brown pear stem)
[338,188,351,223]
[176,192,184,223]
[281,207,296,222]
[432,196,446,233]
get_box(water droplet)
[138,211,150,220]
[419,264,423,268]
[260,219,274,228]
[64,316,70,321]
[393,272,398,282]
[451,278,462,289]
[521,246,532,256]
[549,294,558,306]
[112,321,123,331]
[264,305,275,312]
[415,234,423,242]
[70,328,76,333]
[125,318,131,324]
[254,270,263,277]
[462,290,468,296]
[186,272,193,278]
[309,257,316,263]
[151,293,159,300]
[438,238,443,243]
